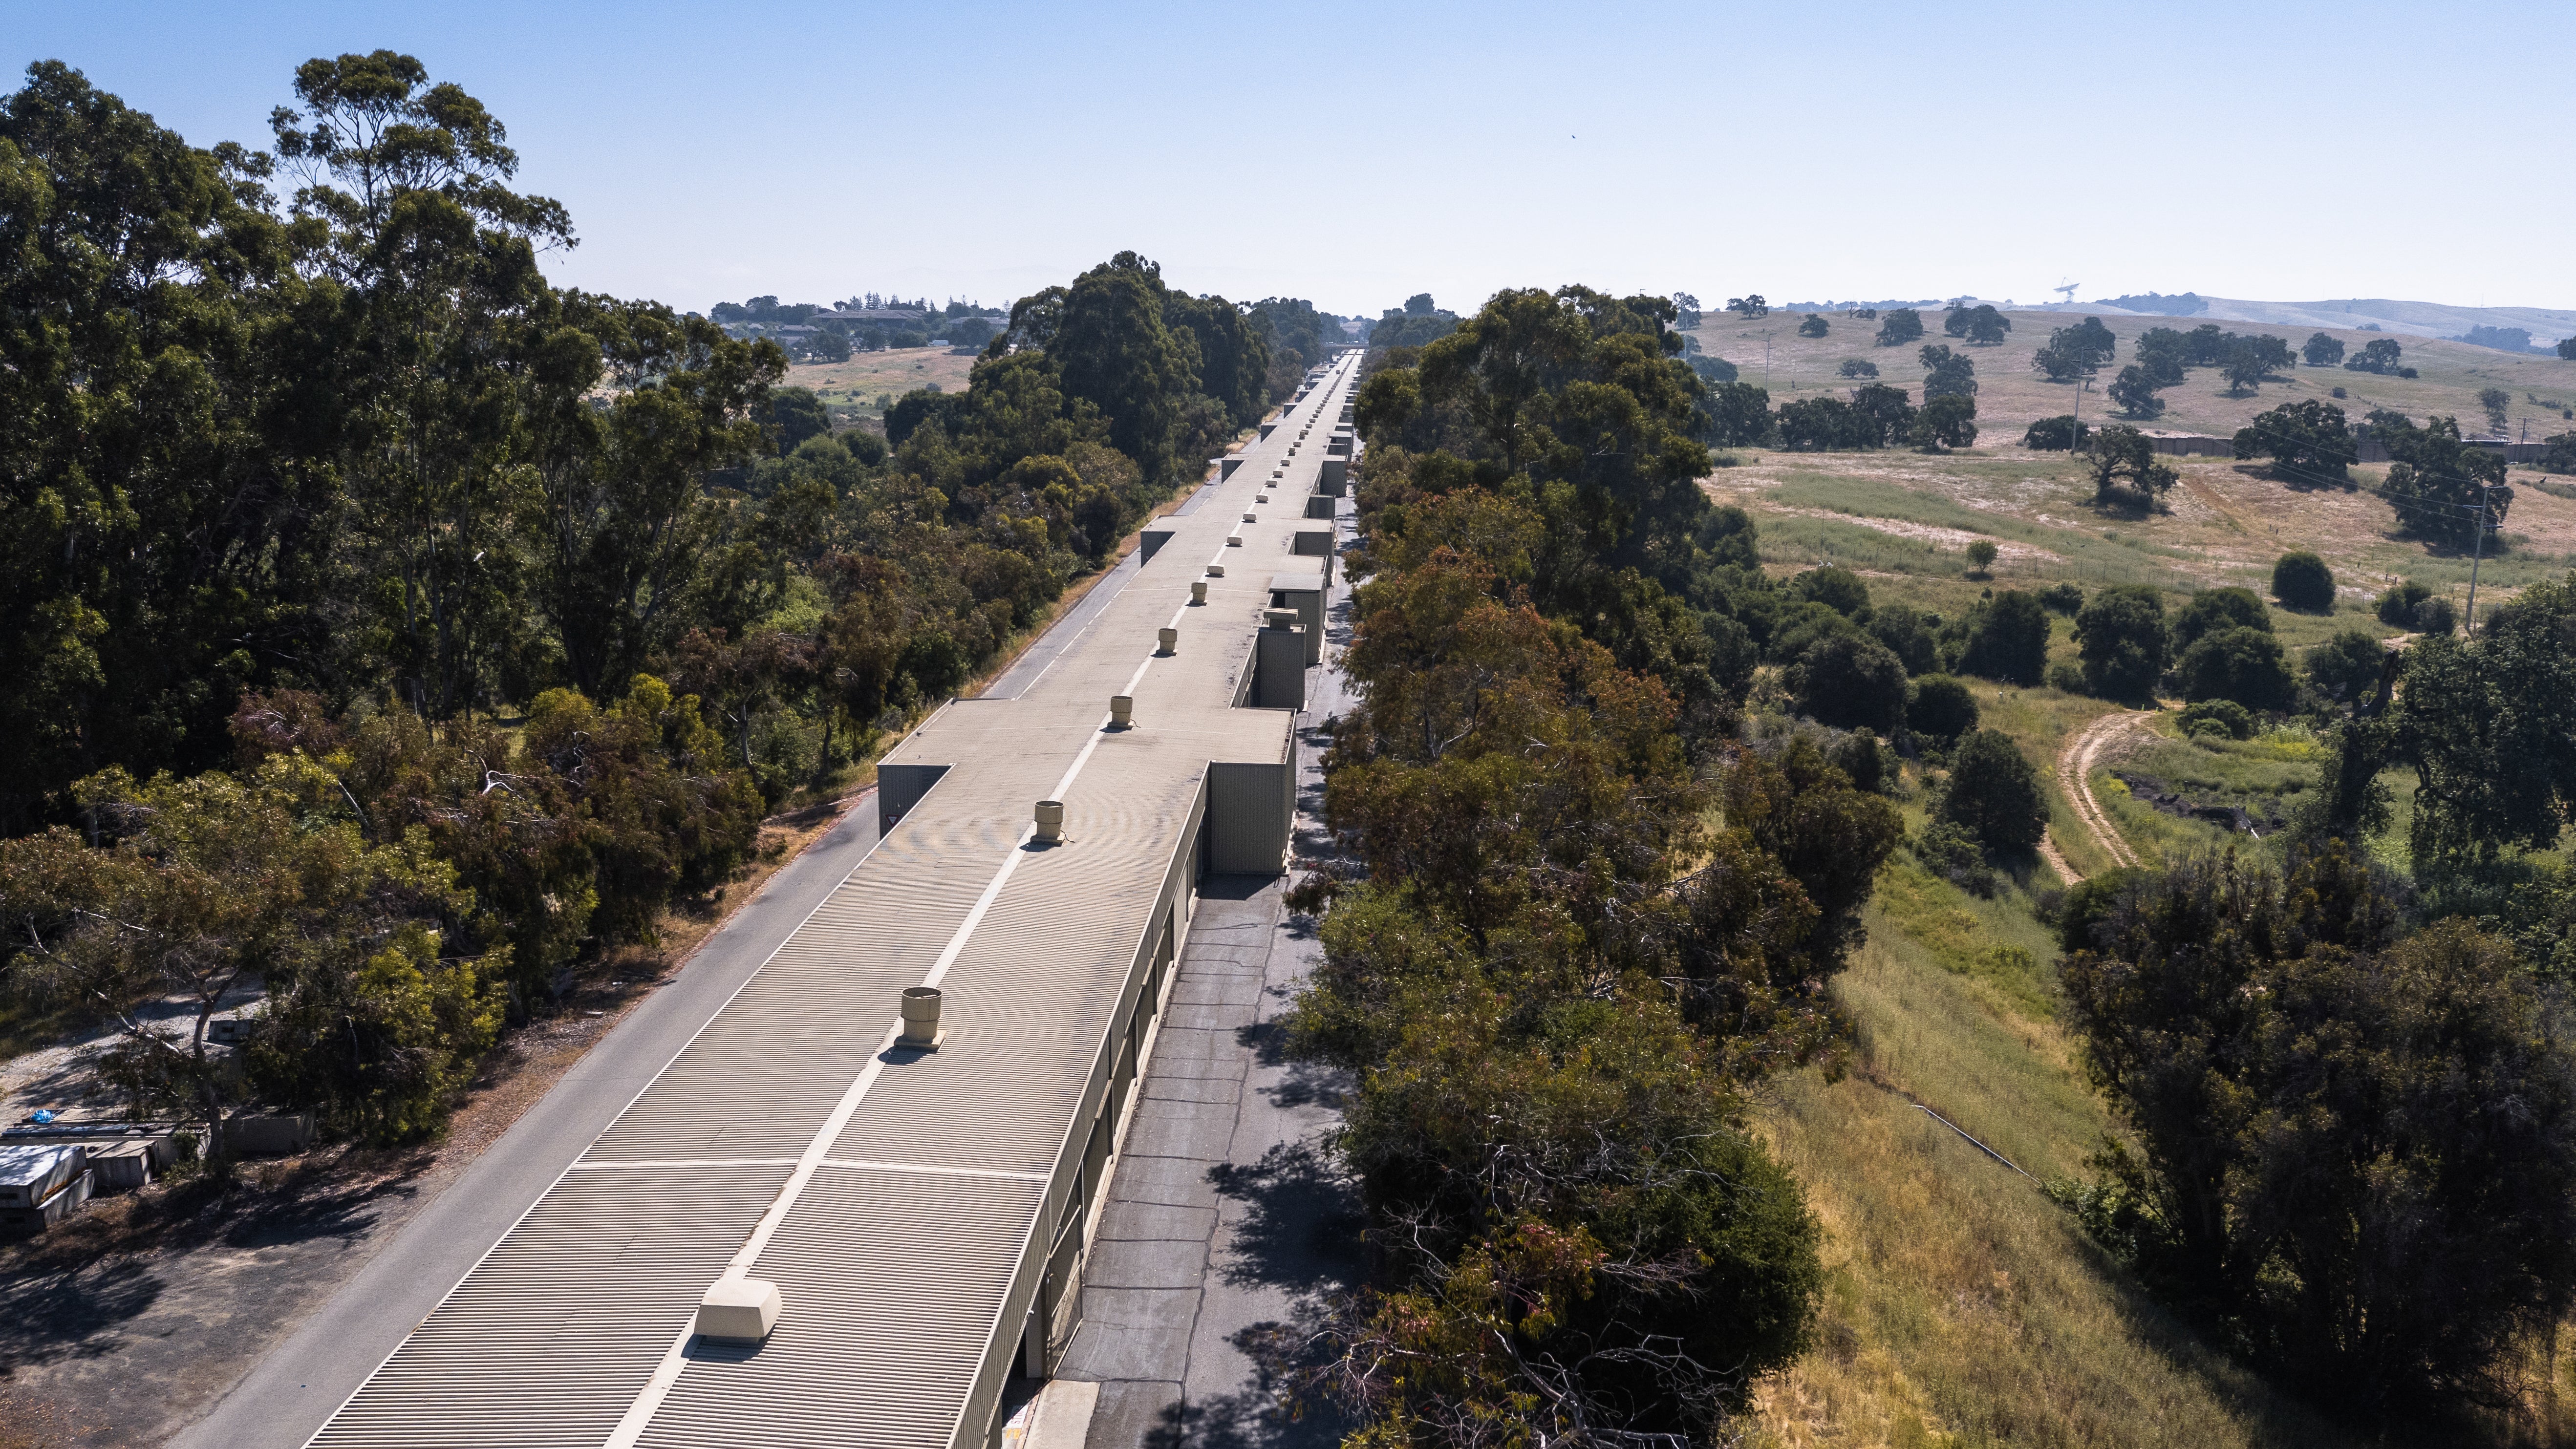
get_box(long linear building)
[304,354,1365,1449]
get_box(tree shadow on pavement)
[1205,1141,1361,1297]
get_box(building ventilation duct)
[899,984,946,1047]
[697,1279,783,1341]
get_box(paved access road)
[172,801,884,1449]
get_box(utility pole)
[1761,330,1774,387]
[2465,480,2496,636]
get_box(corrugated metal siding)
[633,1167,1040,1449]
[310,1164,790,1449]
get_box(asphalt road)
[173,800,884,1449]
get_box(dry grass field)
[1684,307,2576,446]
[784,346,981,427]
[1701,407,2576,1444]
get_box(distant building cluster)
[707,294,1007,359]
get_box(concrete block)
[227,1113,314,1156]
[696,1278,782,1341]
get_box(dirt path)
[2051,710,2154,880]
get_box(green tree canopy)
[1938,729,2047,853]
[2106,365,2166,419]
[1946,590,2050,685]
[2172,586,2270,650]
[2233,399,2358,483]
[2062,849,2576,1414]
[2086,424,2178,505]
[2271,551,2336,612]
[1907,673,1979,742]
[2173,626,2295,711]
[1918,343,1977,399]
[2075,585,2170,699]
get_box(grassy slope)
[1752,832,2366,1449]
[1716,428,2576,1442]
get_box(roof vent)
[1109,695,1133,728]
[1241,511,1258,523]
[898,984,946,1048]
[1190,580,1208,604]
[1033,801,1064,843]
[697,1279,783,1341]
[1159,623,1181,651]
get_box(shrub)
[1937,728,2047,854]
[2054,867,2143,953]
[2047,661,2088,693]
[1965,539,1998,576]
[1947,590,2051,686]
[2415,595,2456,636]
[1837,359,1879,379]
[2179,698,2255,740]
[2270,551,2335,612]
[2305,628,2387,709]
[2022,414,2091,450]
[1911,393,1977,451]
[2172,586,2270,651]
[1843,383,1917,447]
[2376,579,2433,626]
[2539,431,2576,476]
[2061,852,2576,1416]
[1830,729,1890,793]
[1788,565,1871,618]
[1906,674,1980,743]
[1912,817,1999,896]
[1794,634,1909,734]
[2173,626,2294,711]
[2106,365,2166,419]
[2039,582,2085,615]
[2075,586,2170,700]
[1776,396,1875,451]
[1865,603,1941,675]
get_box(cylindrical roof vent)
[898,985,945,1048]
[1190,580,1208,604]
[1242,511,1258,523]
[1158,624,1180,651]
[1034,800,1065,842]
[1110,694,1133,728]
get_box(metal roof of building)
[307,358,1365,1449]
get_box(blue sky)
[9,0,2567,318]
